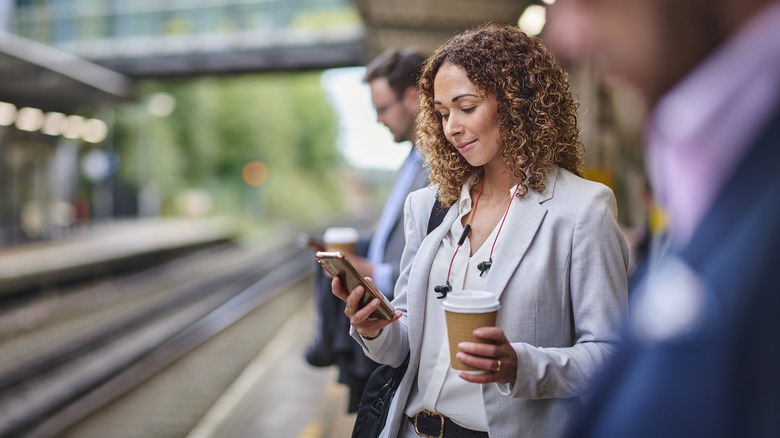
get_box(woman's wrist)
[360,328,382,340]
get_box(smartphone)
[315,251,396,320]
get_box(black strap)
[426,197,447,235]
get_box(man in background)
[306,48,428,413]
[545,0,780,437]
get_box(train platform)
[187,294,355,438]
[186,295,358,438]
[0,217,237,296]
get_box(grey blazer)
[352,166,629,438]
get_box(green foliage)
[112,72,345,227]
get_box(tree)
[112,71,345,227]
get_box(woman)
[333,24,629,438]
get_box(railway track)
[0,236,316,438]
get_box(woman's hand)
[455,327,517,384]
[331,276,401,339]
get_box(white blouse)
[403,181,519,431]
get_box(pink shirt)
[644,1,780,247]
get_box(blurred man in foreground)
[546,0,780,437]
[306,48,428,413]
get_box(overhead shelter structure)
[0,31,131,112]
[354,0,531,55]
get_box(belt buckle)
[413,410,444,438]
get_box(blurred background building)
[0,0,646,249]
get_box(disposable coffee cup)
[323,227,359,254]
[442,290,501,373]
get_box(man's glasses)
[374,96,402,116]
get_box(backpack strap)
[426,197,447,235]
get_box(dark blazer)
[379,151,430,288]
[567,106,780,437]
[308,148,428,411]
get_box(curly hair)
[417,24,584,207]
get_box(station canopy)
[0,31,132,113]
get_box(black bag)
[351,198,447,438]
[351,357,409,438]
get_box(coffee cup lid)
[441,290,500,313]
[323,227,359,244]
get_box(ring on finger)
[495,359,501,372]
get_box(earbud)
[477,258,493,277]
[434,281,452,299]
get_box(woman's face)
[433,63,502,169]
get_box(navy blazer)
[567,106,780,437]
